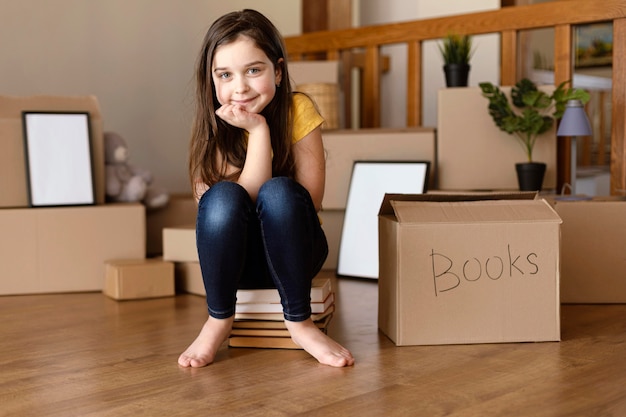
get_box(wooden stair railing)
[284,0,626,195]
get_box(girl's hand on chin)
[216,104,266,131]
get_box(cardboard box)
[319,209,344,270]
[162,225,197,262]
[437,87,556,191]
[322,128,436,209]
[104,258,174,300]
[0,95,105,208]
[378,193,562,346]
[290,60,340,86]
[0,204,145,295]
[546,196,626,303]
[175,261,205,296]
[146,193,197,256]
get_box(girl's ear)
[275,58,284,86]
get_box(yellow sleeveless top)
[291,93,324,144]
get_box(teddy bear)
[104,131,169,210]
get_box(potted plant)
[479,78,590,191]
[439,33,473,87]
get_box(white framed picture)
[22,112,95,207]
[337,161,430,279]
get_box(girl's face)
[212,35,282,114]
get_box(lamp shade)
[557,99,592,136]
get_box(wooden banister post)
[407,40,422,127]
[362,45,381,128]
[612,18,626,195]
[500,30,518,86]
[554,24,573,193]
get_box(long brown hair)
[188,9,294,192]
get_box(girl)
[178,9,355,368]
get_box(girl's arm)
[217,104,273,202]
[236,122,272,201]
[293,125,325,212]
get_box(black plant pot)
[443,63,470,87]
[515,162,546,191]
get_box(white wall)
[0,0,300,195]
[358,0,500,128]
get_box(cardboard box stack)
[162,224,206,298]
[378,192,562,346]
[162,224,204,295]
[0,95,151,296]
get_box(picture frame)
[22,111,95,207]
[575,22,613,68]
[337,161,430,279]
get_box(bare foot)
[285,318,355,367]
[178,316,234,368]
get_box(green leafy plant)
[439,33,473,65]
[479,78,590,162]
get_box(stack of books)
[229,277,335,349]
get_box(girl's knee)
[202,181,247,202]
[199,182,249,211]
[197,181,252,231]
[257,177,312,224]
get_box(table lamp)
[556,99,592,197]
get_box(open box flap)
[378,191,538,217]
[390,199,562,224]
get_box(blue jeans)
[195,177,328,322]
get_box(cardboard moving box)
[175,261,205,296]
[437,87,556,191]
[546,196,626,303]
[163,225,197,262]
[104,258,174,300]
[0,204,145,295]
[319,209,344,270]
[322,128,436,209]
[378,193,562,346]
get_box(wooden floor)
[3,274,626,417]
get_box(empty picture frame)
[22,111,95,207]
[337,161,430,279]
